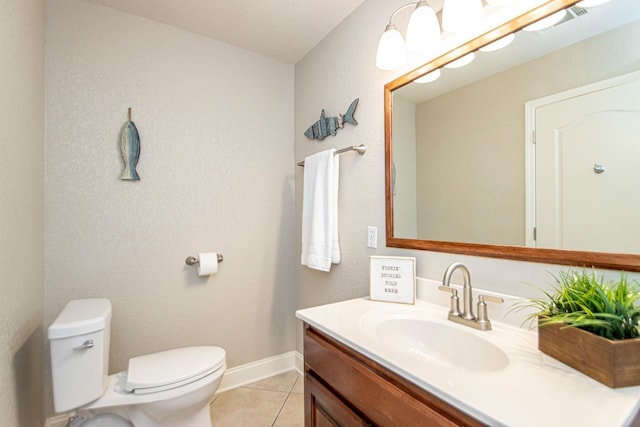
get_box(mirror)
[385,0,640,271]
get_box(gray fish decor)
[304,98,359,141]
[120,107,141,180]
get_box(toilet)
[48,298,226,427]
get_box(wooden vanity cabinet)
[303,324,487,427]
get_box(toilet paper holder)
[185,254,224,266]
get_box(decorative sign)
[369,256,416,304]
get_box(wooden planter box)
[538,321,640,388]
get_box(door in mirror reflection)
[531,72,640,253]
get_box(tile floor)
[210,370,304,427]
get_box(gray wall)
[0,0,45,425]
[45,0,296,417]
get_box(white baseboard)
[44,350,303,426]
[217,350,302,393]
[294,350,304,374]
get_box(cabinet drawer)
[304,326,485,427]
[305,373,370,427]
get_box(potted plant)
[521,270,640,388]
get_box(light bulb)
[376,24,407,70]
[406,2,441,53]
[442,0,483,33]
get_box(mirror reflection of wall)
[391,97,418,238]
[392,2,640,252]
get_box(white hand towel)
[301,149,340,271]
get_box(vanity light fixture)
[376,1,440,70]
[376,0,486,70]
[442,0,484,33]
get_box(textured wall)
[45,0,295,417]
[294,0,640,353]
[0,0,45,425]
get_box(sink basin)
[374,318,509,372]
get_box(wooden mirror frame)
[385,0,640,272]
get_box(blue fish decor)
[304,98,359,140]
[120,107,141,180]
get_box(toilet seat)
[126,346,225,395]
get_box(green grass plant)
[524,270,640,340]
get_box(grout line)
[210,372,304,426]
[288,376,299,393]
[243,384,291,392]
[271,391,293,427]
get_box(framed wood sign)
[369,256,416,304]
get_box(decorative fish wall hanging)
[304,98,359,141]
[120,107,141,180]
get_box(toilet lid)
[125,346,225,393]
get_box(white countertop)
[296,293,640,427]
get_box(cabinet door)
[304,325,485,427]
[305,373,369,427]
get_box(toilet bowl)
[48,299,226,427]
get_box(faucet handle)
[479,295,504,305]
[438,286,462,317]
[476,294,504,329]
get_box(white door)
[531,72,640,253]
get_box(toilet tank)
[48,298,112,413]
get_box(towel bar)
[297,144,366,167]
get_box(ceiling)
[85,0,366,63]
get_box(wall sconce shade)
[442,0,483,33]
[405,1,441,53]
[376,24,407,70]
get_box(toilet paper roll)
[197,252,219,276]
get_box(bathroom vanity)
[304,324,483,426]
[296,296,640,427]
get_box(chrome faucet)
[438,262,503,331]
